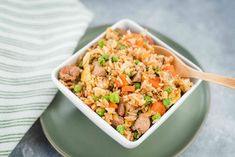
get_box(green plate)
[40,25,210,157]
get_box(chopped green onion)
[74,84,82,93]
[134,83,141,89]
[134,131,139,139]
[102,95,110,101]
[154,67,161,74]
[98,39,105,48]
[120,45,127,50]
[78,62,83,68]
[109,92,120,104]
[127,72,133,77]
[98,56,106,65]
[96,107,106,116]
[111,56,119,62]
[165,86,173,94]
[134,60,140,65]
[137,110,142,115]
[152,112,161,122]
[92,96,99,101]
[118,43,127,50]
[162,98,172,108]
[144,95,152,105]
[116,125,125,135]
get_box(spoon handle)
[189,69,235,89]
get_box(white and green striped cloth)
[0,0,92,156]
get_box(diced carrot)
[114,74,129,88]
[136,38,144,48]
[149,77,161,88]
[91,104,97,111]
[123,33,144,48]
[122,86,135,92]
[109,103,118,109]
[115,74,129,88]
[120,74,129,86]
[163,65,176,77]
[151,102,166,116]
[115,79,122,88]
[123,33,132,41]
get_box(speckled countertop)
[9,0,235,156]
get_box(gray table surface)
[9,0,235,156]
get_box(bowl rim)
[51,19,202,148]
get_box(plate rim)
[40,25,211,157]
[174,82,210,156]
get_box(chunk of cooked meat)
[118,102,125,116]
[59,65,80,81]
[92,63,107,77]
[132,72,142,82]
[133,114,150,134]
[111,116,124,127]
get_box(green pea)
[116,125,125,135]
[101,95,110,101]
[134,60,140,65]
[92,96,99,101]
[96,107,106,117]
[111,56,119,62]
[152,112,161,121]
[134,83,141,89]
[162,98,172,108]
[98,54,109,65]
[102,54,109,61]
[74,84,82,93]
[98,39,105,48]
[109,92,120,104]
[144,95,152,105]
[165,86,173,94]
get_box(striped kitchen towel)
[0,0,92,156]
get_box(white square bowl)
[51,19,202,149]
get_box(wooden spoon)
[155,46,235,89]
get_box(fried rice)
[58,28,192,141]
